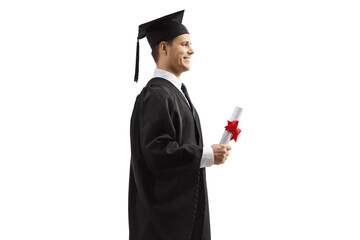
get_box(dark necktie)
[181,83,196,118]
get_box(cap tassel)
[134,39,139,82]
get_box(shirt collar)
[153,68,182,91]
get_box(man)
[129,10,231,240]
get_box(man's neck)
[156,65,181,79]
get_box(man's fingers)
[212,144,231,165]
[220,144,231,151]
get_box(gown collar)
[153,68,182,92]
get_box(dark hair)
[151,40,173,63]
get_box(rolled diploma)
[219,106,243,144]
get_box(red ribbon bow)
[225,120,241,142]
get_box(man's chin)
[183,65,191,72]
[177,65,190,75]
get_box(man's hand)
[211,144,231,165]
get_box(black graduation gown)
[129,78,211,240]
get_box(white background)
[1,0,360,239]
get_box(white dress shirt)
[153,68,214,168]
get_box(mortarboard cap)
[134,10,189,82]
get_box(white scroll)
[219,106,243,144]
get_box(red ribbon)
[225,120,241,142]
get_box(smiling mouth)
[184,57,191,63]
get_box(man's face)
[167,34,194,76]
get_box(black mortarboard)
[134,10,189,82]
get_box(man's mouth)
[184,57,191,63]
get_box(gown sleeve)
[137,85,203,175]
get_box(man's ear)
[159,41,168,55]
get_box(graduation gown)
[129,78,211,240]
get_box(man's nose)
[188,46,195,55]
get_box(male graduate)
[129,10,232,240]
